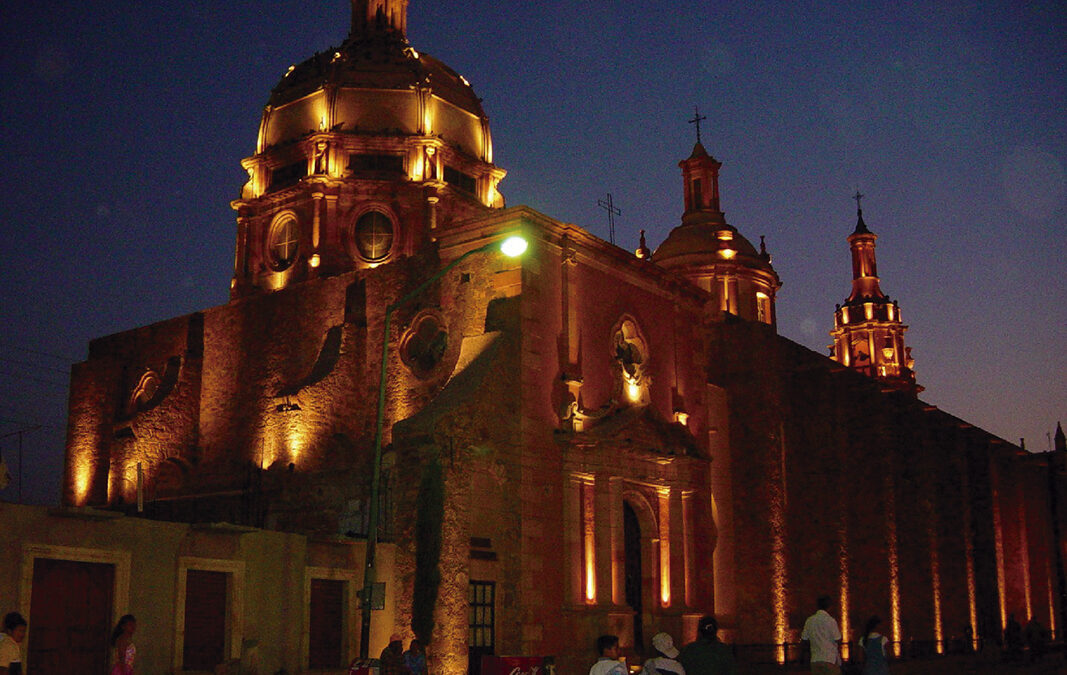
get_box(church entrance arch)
[622,490,659,656]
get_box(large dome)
[268,30,485,118]
[257,1,492,163]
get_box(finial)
[688,106,707,144]
[852,189,870,234]
[635,229,651,259]
[350,0,408,38]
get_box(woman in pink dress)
[110,614,136,675]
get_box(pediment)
[560,404,699,458]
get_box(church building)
[14,1,1061,672]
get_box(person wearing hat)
[642,632,685,675]
[678,616,736,675]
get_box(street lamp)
[358,234,528,658]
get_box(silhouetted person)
[857,616,888,675]
[1024,617,1047,663]
[1004,614,1023,662]
[678,616,736,675]
[378,634,405,675]
[110,614,137,675]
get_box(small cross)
[688,106,707,144]
[853,189,864,213]
[597,193,621,245]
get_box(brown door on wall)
[183,569,228,670]
[29,558,115,674]
[308,579,345,668]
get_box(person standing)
[0,612,26,675]
[801,596,842,674]
[678,616,736,675]
[404,638,427,675]
[379,634,406,675]
[641,632,685,675]
[857,616,888,675]
[110,614,137,675]
[589,635,627,675]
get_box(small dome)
[654,224,768,272]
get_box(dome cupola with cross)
[653,109,780,325]
[229,0,506,297]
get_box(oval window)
[355,211,394,261]
[268,214,300,270]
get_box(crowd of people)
[590,615,736,675]
[589,594,1058,675]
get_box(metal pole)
[18,430,23,504]
[358,240,500,659]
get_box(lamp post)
[358,234,528,659]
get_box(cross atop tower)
[853,189,864,214]
[688,107,707,144]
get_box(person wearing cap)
[678,615,736,675]
[589,634,627,675]
[378,633,405,675]
[801,596,842,674]
[641,632,685,675]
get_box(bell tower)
[829,194,921,394]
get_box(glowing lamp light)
[719,248,736,259]
[500,236,528,258]
[674,411,689,426]
[309,253,320,268]
[626,380,641,402]
[882,347,894,360]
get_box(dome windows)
[267,213,300,271]
[354,210,395,262]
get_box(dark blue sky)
[2,1,1064,504]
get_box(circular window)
[354,210,394,261]
[400,313,448,376]
[268,214,300,271]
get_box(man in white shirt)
[0,612,26,675]
[800,596,842,674]
[589,634,628,675]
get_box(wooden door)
[309,579,345,668]
[183,569,228,670]
[29,558,114,674]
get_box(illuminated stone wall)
[707,319,1060,658]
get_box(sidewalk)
[743,654,1067,674]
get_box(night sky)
[2,1,1064,505]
